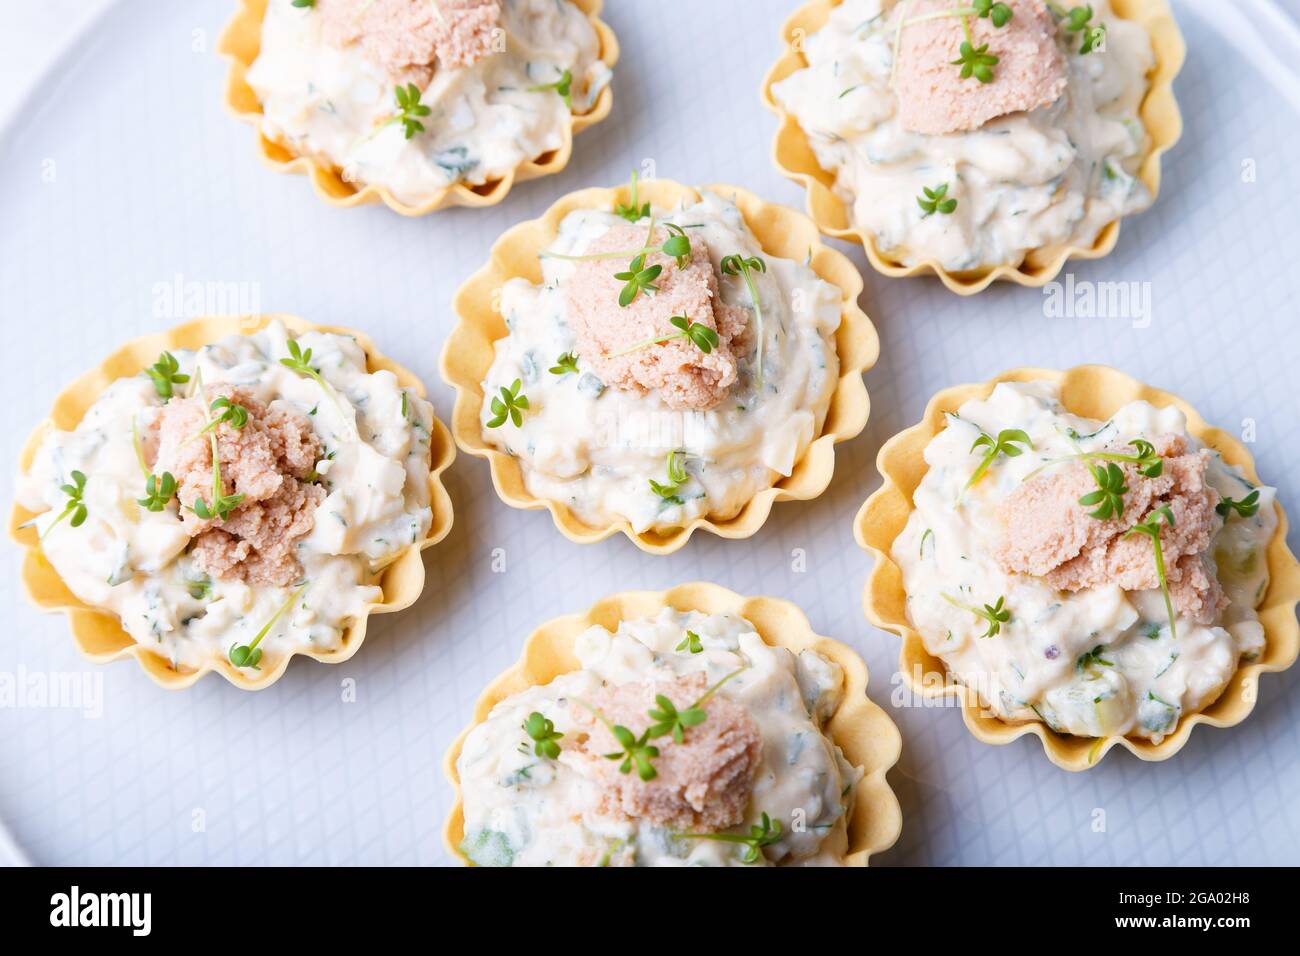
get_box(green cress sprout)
[145,351,190,399]
[917,183,958,217]
[229,583,306,670]
[1079,462,1128,520]
[720,254,768,389]
[279,338,347,420]
[527,69,573,109]
[614,253,663,307]
[386,83,432,139]
[1124,505,1178,640]
[197,396,248,436]
[676,630,704,654]
[1217,491,1261,520]
[645,667,745,744]
[1053,3,1106,54]
[43,470,88,538]
[1024,438,1163,482]
[677,812,783,865]
[648,450,691,504]
[611,314,719,358]
[941,593,1011,638]
[614,169,650,222]
[549,352,580,376]
[522,712,564,760]
[486,379,529,428]
[964,428,1033,490]
[138,472,177,512]
[189,379,244,522]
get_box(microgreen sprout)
[527,69,573,109]
[279,338,347,420]
[941,592,1010,638]
[611,314,719,359]
[1076,645,1114,672]
[43,470,88,539]
[229,582,306,670]
[1079,462,1128,520]
[951,16,1000,83]
[646,667,745,744]
[539,216,692,272]
[1217,491,1261,520]
[198,396,248,436]
[614,169,650,222]
[549,352,580,376]
[1054,3,1105,54]
[677,812,783,865]
[648,450,690,504]
[144,351,190,399]
[522,711,564,760]
[138,472,177,512]
[917,182,958,217]
[973,0,1014,27]
[614,253,663,307]
[1024,438,1163,481]
[676,630,704,654]
[1124,504,1177,641]
[720,254,767,389]
[190,391,245,522]
[487,378,529,428]
[964,428,1033,490]
[385,83,431,139]
[291,0,315,7]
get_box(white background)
[0,0,1297,866]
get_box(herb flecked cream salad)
[457,608,862,866]
[16,320,437,675]
[246,0,612,205]
[771,0,1157,271]
[892,381,1277,742]
[478,177,844,532]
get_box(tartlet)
[441,178,878,554]
[10,315,455,690]
[856,366,1300,769]
[219,0,620,215]
[443,582,903,866]
[762,0,1186,294]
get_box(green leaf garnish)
[676,630,703,654]
[549,352,580,376]
[522,711,564,760]
[1076,645,1114,671]
[645,667,744,744]
[648,450,691,504]
[144,351,190,399]
[604,724,660,781]
[917,182,958,217]
[1217,490,1260,520]
[387,83,431,139]
[43,470,88,539]
[279,338,347,421]
[1124,505,1178,641]
[291,0,315,7]
[487,378,529,428]
[197,396,248,436]
[964,428,1033,490]
[941,592,1010,638]
[974,0,1014,27]
[677,812,782,865]
[614,169,650,222]
[138,471,177,512]
[527,69,573,109]
[951,13,999,84]
[720,254,768,389]
[189,390,245,522]
[1078,462,1128,520]
[611,314,719,358]
[614,253,663,307]
[1058,4,1106,53]
[229,582,306,670]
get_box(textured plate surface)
[442,582,902,865]
[0,0,1298,865]
[442,179,878,553]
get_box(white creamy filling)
[246,0,611,205]
[456,609,863,866]
[771,0,1155,270]
[893,382,1276,742]
[17,319,436,673]
[479,191,843,532]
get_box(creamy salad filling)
[246,0,612,205]
[893,381,1276,742]
[771,0,1156,271]
[17,320,436,674]
[479,186,843,532]
[457,608,862,866]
